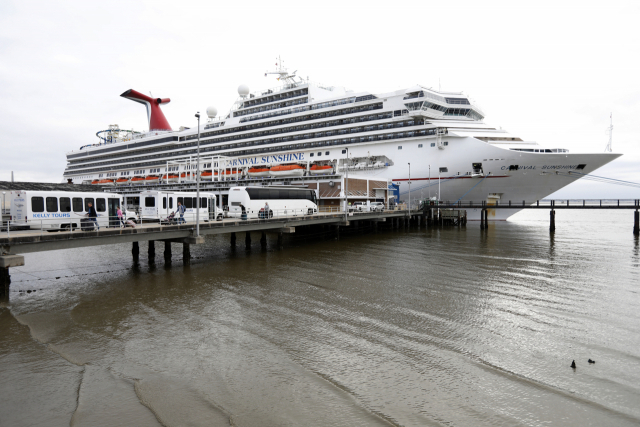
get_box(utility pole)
[195,112,201,237]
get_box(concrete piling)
[183,243,191,264]
[260,231,267,247]
[0,267,10,299]
[164,241,172,261]
[550,209,556,232]
[634,210,639,236]
[132,241,139,261]
[148,240,155,259]
[230,232,236,246]
[277,232,284,247]
[245,232,251,247]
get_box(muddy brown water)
[1,210,639,426]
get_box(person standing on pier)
[116,206,125,228]
[177,201,186,224]
[87,202,99,230]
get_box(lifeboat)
[179,172,200,181]
[248,167,270,177]
[220,169,243,179]
[115,178,130,186]
[201,170,214,181]
[270,164,305,177]
[309,164,334,175]
[91,179,99,185]
[145,175,160,184]
[131,176,146,185]
[95,179,115,186]
[161,173,179,183]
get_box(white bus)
[228,186,318,219]
[137,190,223,222]
[8,190,125,231]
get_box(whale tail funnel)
[120,89,172,131]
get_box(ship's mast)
[265,56,301,87]
[605,113,613,152]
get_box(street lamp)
[195,112,201,237]
[344,148,349,221]
[2,191,5,219]
[408,163,411,212]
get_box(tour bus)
[137,190,223,222]
[8,190,126,231]
[228,186,318,219]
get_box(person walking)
[264,202,270,219]
[116,205,125,228]
[87,202,99,230]
[176,201,186,224]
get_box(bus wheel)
[307,209,313,215]
[217,214,223,221]
[268,210,273,219]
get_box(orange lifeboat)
[95,179,115,186]
[131,176,146,185]
[309,164,334,175]
[161,173,179,183]
[248,167,270,177]
[91,179,99,185]
[270,164,305,177]
[201,170,214,181]
[115,178,130,186]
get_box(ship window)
[96,198,106,212]
[31,197,44,212]
[398,146,402,150]
[342,149,346,154]
[431,143,436,147]
[443,141,448,146]
[46,197,58,212]
[73,198,83,212]
[310,153,314,157]
[60,197,71,212]
[418,144,423,148]
[576,164,586,170]
[439,167,448,173]
[317,152,322,156]
[325,151,330,155]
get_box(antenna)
[605,113,613,152]
[265,56,302,87]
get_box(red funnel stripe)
[120,89,172,131]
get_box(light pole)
[2,191,5,219]
[428,165,431,200]
[408,163,411,212]
[344,148,349,221]
[195,112,201,237]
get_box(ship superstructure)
[63,62,621,220]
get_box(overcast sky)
[1,0,638,198]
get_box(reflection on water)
[1,210,639,426]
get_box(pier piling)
[183,243,191,264]
[230,232,236,246]
[148,240,155,259]
[0,267,9,299]
[260,231,267,247]
[164,241,172,261]
[132,242,139,261]
[550,209,556,232]
[277,232,284,247]
[245,232,251,247]
[634,210,639,236]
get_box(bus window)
[200,198,207,208]
[145,197,155,207]
[84,198,94,211]
[46,197,58,212]
[258,189,269,199]
[169,197,173,209]
[96,198,106,212]
[163,197,167,209]
[191,197,197,208]
[177,197,183,206]
[247,189,258,199]
[289,190,301,199]
[184,198,193,208]
[73,197,83,212]
[60,197,71,212]
[32,197,44,212]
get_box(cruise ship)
[63,62,621,220]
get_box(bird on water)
[588,359,595,364]
[571,360,576,369]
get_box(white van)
[137,190,223,222]
[228,186,318,219]
[9,190,125,231]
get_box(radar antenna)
[605,113,613,152]
[265,56,302,87]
